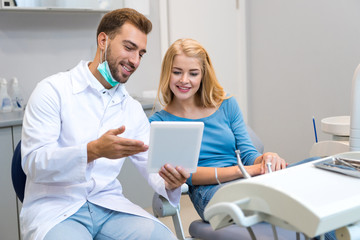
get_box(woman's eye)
[190,72,199,77]
[172,71,181,75]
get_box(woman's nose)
[179,74,189,83]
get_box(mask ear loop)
[104,35,108,63]
[99,35,108,64]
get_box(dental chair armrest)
[181,183,189,194]
[152,192,179,218]
[204,198,263,230]
[152,184,188,218]
[152,184,189,240]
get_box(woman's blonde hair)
[157,38,228,108]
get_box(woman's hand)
[256,152,287,174]
[159,164,190,190]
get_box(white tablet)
[147,121,204,173]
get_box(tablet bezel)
[147,121,204,173]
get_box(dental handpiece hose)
[266,162,273,173]
[236,150,279,240]
[235,150,251,179]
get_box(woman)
[149,38,286,220]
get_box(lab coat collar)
[70,60,129,100]
[70,60,93,94]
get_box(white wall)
[247,0,360,163]
[0,3,161,103]
[165,0,248,119]
[0,11,99,101]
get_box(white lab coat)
[20,61,181,240]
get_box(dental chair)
[152,126,305,240]
[11,140,25,203]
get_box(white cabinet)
[0,124,22,240]
[13,126,22,240]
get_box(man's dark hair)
[96,8,152,41]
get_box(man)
[21,8,189,240]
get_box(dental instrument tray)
[314,155,360,178]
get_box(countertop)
[0,97,157,128]
[0,111,24,128]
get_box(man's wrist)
[87,140,100,163]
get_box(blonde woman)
[149,38,286,220]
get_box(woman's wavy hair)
[157,38,228,108]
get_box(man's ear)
[97,32,107,50]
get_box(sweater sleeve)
[225,97,261,166]
[148,111,163,122]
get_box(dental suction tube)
[350,63,360,151]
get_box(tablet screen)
[147,121,204,173]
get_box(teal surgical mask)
[97,36,119,87]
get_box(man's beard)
[107,47,131,84]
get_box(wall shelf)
[0,6,109,13]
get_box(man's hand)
[159,164,190,190]
[87,126,149,163]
